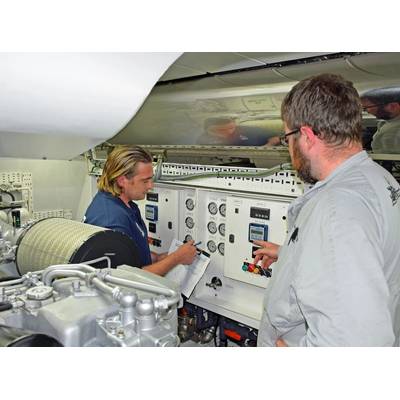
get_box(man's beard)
[292,139,318,184]
[375,106,392,120]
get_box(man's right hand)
[252,240,280,269]
[173,240,197,265]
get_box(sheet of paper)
[165,238,211,298]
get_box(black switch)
[235,208,239,214]
[252,245,261,257]
[148,222,156,233]
[168,221,172,229]
[229,234,235,243]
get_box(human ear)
[300,126,318,147]
[116,175,127,188]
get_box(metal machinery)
[0,264,180,347]
[0,218,181,346]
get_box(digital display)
[248,223,268,242]
[250,207,270,220]
[146,192,159,202]
[145,205,158,221]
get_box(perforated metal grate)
[160,163,304,196]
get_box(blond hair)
[98,145,152,196]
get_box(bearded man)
[253,74,400,347]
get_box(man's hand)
[276,338,288,347]
[173,240,197,265]
[253,240,280,269]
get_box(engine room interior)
[1,52,400,347]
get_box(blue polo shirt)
[84,191,151,267]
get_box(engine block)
[0,264,180,347]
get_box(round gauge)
[207,240,217,253]
[184,234,193,242]
[219,203,226,217]
[218,223,225,237]
[185,198,195,211]
[185,217,194,229]
[207,221,217,234]
[218,242,225,256]
[208,202,218,215]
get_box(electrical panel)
[138,188,179,253]
[224,196,288,289]
[138,185,292,328]
[134,163,301,327]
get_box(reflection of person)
[254,74,400,347]
[84,145,197,276]
[360,87,400,154]
[196,117,279,146]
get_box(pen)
[194,241,202,247]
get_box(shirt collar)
[287,151,368,228]
[306,150,368,194]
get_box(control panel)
[138,188,179,253]
[137,163,298,328]
[224,196,288,289]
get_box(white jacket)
[258,151,400,346]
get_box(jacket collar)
[287,151,368,227]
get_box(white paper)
[165,238,211,298]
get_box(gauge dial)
[185,198,195,211]
[184,234,193,242]
[207,221,217,234]
[219,203,226,217]
[207,240,217,253]
[185,217,194,229]
[208,202,218,215]
[218,223,225,237]
[218,242,225,256]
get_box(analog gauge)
[208,202,218,215]
[218,242,225,256]
[207,240,217,253]
[207,221,217,234]
[218,223,225,237]
[185,234,193,242]
[219,203,226,217]
[185,198,195,211]
[185,217,194,229]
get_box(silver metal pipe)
[4,283,29,294]
[84,256,112,269]
[41,264,96,286]
[0,276,26,287]
[91,277,119,298]
[104,275,180,307]
[43,269,87,286]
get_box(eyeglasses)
[362,103,388,112]
[280,129,300,146]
